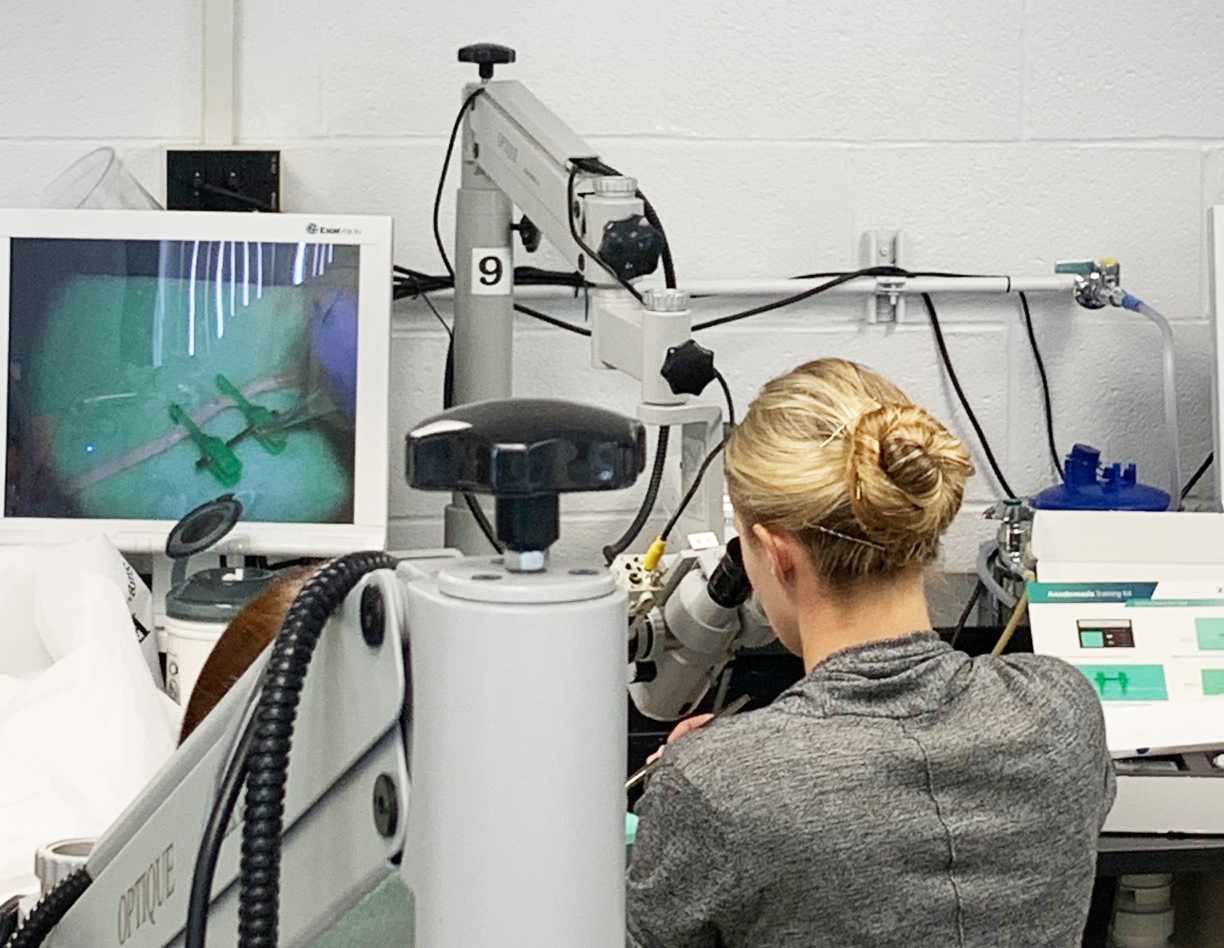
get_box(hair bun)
[848,404,973,549]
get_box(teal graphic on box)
[1195,618,1224,651]
[1076,664,1168,702]
[1203,669,1224,697]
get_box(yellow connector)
[642,537,666,573]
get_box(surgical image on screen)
[6,238,361,525]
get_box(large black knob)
[660,339,716,397]
[458,43,517,80]
[407,399,645,554]
[597,215,663,281]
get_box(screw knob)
[458,43,516,80]
[642,288,690,312]
[593,175,638,195]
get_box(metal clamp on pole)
[873,272,908,324]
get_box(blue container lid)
[1029,444,1170,511]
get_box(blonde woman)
[627,358,1114,948]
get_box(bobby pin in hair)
[807,523,886,551]
[818,400,882,447]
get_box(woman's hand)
[645,714,714,766]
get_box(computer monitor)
[0,209,391,555]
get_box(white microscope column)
[404,562,627,948]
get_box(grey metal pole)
[444,88,514,552]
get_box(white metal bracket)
[861,229,906,324]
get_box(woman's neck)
[796,569,933,673]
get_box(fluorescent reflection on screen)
[188,239,200,356]
[215,239,226,339]
[293,241,306,286]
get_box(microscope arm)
[465,81,639,283]
[452,76,726,549]
[43,567,413,948]
[462,79,697,401]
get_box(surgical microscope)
[7,44,773,948]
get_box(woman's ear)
[752,522,797,587]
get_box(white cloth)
[0,537,178,899]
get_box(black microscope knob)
[407,398,644,495]
[660,339,716,397]
[406,399,646,553]
[597,215,663,281]
[458,44,517,80]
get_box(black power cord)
[419,292,453,337]
[920,293,1017,499]
[464,493,504,553]
[691,266,1020,332]
[949,580,984,650]
[428,90,480,412]
[428,89,487,415]
[433,88,484,277]
[514,302,592,336]
[186,692,259,948]
[393,265,592,299]
[692,266,903,331]
[394,270,593,339]
[603,427,671,564]
[658,436,728,546]
[641,195,675,289]
[712,367,736,427]
[1019,292,1062,480]
[1181,453,1213,502]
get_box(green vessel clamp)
[215,373,288,454]
[169,402,243,487]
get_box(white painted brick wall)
[2,0,1223,570]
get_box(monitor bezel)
[0,208,392,556]
[1211,206,1224,510]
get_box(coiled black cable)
[603,427,670,564]
[2,868,91,948]
[235,551,398,948]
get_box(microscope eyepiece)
[707,536,752,609]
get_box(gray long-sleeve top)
[626,631,1116,948]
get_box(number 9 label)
[470,248,511,296]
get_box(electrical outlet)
[166,150,280,212]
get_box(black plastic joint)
[660,339,717,397]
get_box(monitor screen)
[0,210,391,555]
